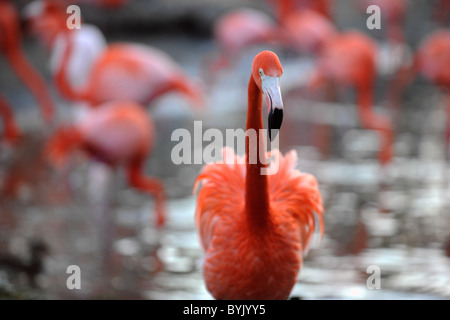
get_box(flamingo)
[279,8,337,55]
[415,29,450,158]
[26,0,204,109]
[269,0,333,23]
[45,100,166,229]
[359,0,412,123]
[207,7,277,74]
[309,30,394,165]
[0,0,55,125]
[194,51,324,300]
[208,0,334,74]
[25,0,107,94]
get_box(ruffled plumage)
[194,147,323,253]
[193,147,324,299]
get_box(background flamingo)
[45,100,166,268]
[206,7,276,75]
[46,101,166,227]
[208,0,334,75]
[309,30,393,166]
[26,1,205,110]
[279,8,337,56]
[0,0,55,125]
[359,0,413,123]
[194,51,324,299]
[415,29,450,159]
[25,0,107,96]
[269,0,333,23]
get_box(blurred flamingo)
[45,100,166,271]
[269,0,333,23]
[359,0,412,123]
[207,7,277,74]
[25,0,107,96]
[0,0,55,125]
[279,8,337,56]
[415,29,450,159]
[45,100,166,229]
[26,0,204,109]
[309,30,393,165]
[194,51,324,299]
[208,0,334,75]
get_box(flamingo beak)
[263,76,283,141]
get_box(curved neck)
[53,31,86,102]
[2,9,55,124]
[245,75,270,229]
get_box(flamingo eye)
[259,69,263,76]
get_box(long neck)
[53,31,87,103]
[245,75,270,229]
[2,4,55,124]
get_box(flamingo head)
[252,50,284,141]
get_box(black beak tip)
[268,108,283,142]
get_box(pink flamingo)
[45,100,166,227]
[26,1,204,109]
[415,29,450,157]
[309,30,394,165]
[194,51,324,299]
[0,0,55,125]
[207,7,277,74]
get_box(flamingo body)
[311,31,393,164]
[416,29,450,90]
[26,1,204,109]
[209,8,276,72]
[195,149,322,299]
[416,29,450,152]
[282,9,336,54]
[214,8,275,56]
[82,44,200,106]
[46,101,165,227]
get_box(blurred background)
[1,0,450,299]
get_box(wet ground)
[1,0,450,300]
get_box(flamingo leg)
[6,49,55,125]
[126,160,166,229]
[87,162,115,271]
[0,95,20,144]
[445,93,450,162]
[357,86,393,166]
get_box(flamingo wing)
[194,147,245,251]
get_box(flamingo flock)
[0,0,450,300]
